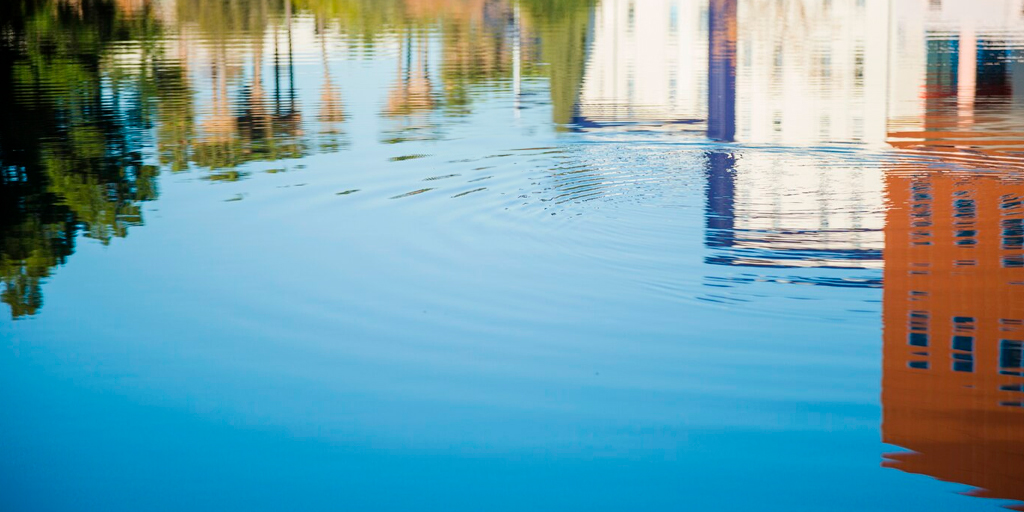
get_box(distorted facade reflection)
[888,0,1024,154]
[881,4,1024,506]
[576,0,708,131]
[702,0,885,275]
[735,0,889,143]
[882,166,1024,509]
[669,2,1024,503]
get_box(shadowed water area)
[1,0,1023,510]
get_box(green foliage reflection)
[0,0,599,318]
[0,0,163,317]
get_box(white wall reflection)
[578,0,708,130]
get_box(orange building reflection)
[881,20,1024,508]
[882,166,1024,508]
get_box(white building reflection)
[575,0,1024,143]
[735,0,889,144]
[577,0,708,131]
[570,0,1024,272]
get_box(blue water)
[2,0,1023,510]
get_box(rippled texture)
[1,1,1023,511]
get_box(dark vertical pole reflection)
[707,0,736,142]
[705,152,736,248]
[274,18,281,116]
[705,0,738,250]
[286,0,296,110]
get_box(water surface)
[1,1,1023,510]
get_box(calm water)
[1,0,1023,510]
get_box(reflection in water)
[880,7,1024,507]
[316,15,349,151]
[1,0,1024,509]
[882,166,1024,509]
[574,0,708,131]
[0,0,595,318]
[702,148,885,274]
[174,0,308,169]
[708,0,736,141]
[382,31,439,141]
[0,0,160,317]
[702,1,885,279]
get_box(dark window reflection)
[1003,340,1024,374]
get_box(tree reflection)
[521,0,595,128]
[172,0,307,170]
[0,0,161,317]
[0,0,600,319]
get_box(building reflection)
[698,0,1024,505]
[701,0,885,277]
[882,166,1024,509]
[702,151,886,275]
[574,0,708,131]
[880,3,1024,507]
[567,0,1024,504]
